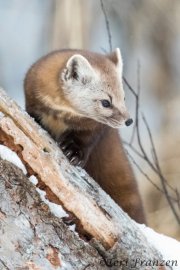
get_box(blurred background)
[0,0,179,239]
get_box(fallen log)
[0,88,174,269]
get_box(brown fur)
[24,49,145,223]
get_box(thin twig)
[126,150,162,193]
[141,113,177,192]
[126,150,178,203]
[141,114,180,223]
[126,136,177,194]
[123,76,138,97]
[123,140,145,159]
[100,0,112,52]
[130,61,140,145]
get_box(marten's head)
[61,48,133,128]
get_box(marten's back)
[24,50,72,112]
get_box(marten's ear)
[62,54,95,84]
[108,48,123,73]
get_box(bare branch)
[130,61,141,145]
[100,0,112,52]
[123,76,138,97]
[142,113,180,223]
[125,150,178,203]
[123,140,144,159]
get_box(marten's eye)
[101,100,111,108]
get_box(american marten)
[24,48,145,223]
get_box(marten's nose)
[125,118,133,126]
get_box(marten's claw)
[58,132,88,167]
[59,140,85,166]
[68,149,84,167]
[70,155,81,166]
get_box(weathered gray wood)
[0,158,107,270]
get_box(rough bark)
[0,159,106,270]
[0,88,167,270]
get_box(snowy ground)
[138,224,180,270]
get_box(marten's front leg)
[59,131,91,167]
[59,127,105,167]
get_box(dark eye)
[101,99,111,108]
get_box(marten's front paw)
[59,138,87,167]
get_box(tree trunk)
[0,88,168,270]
